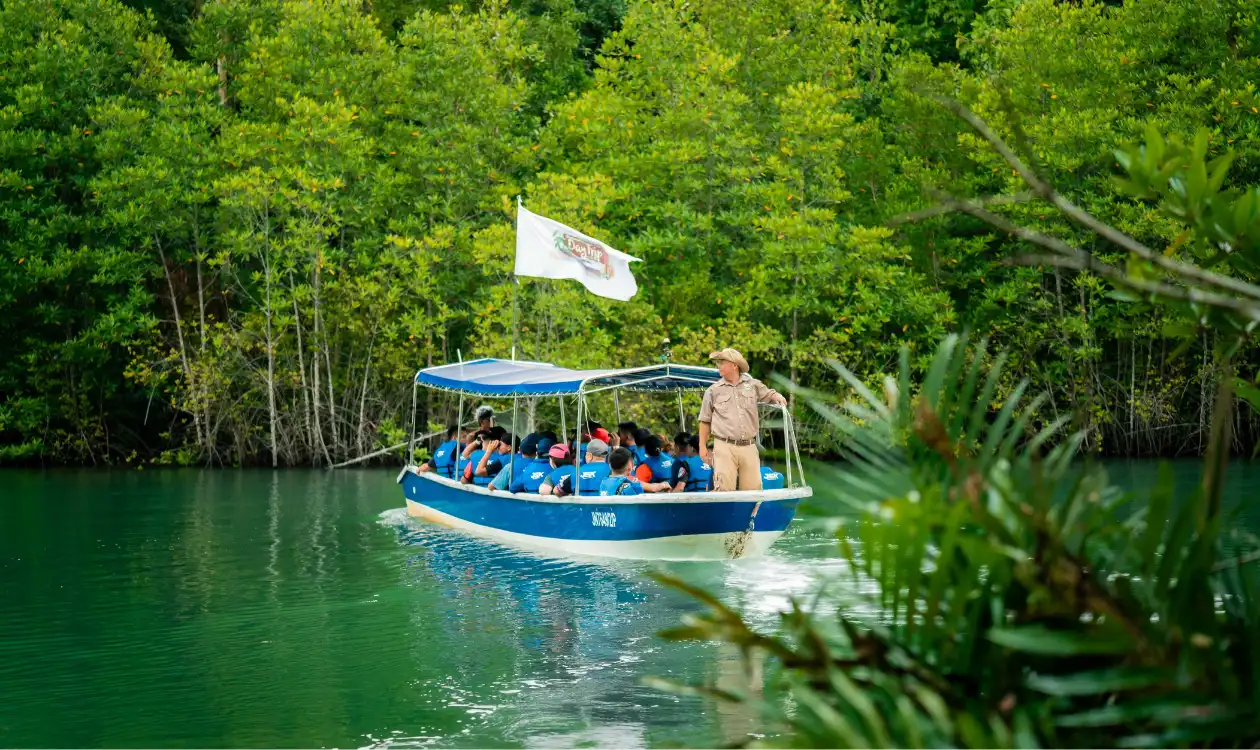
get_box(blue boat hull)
[397,469,808,560]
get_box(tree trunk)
[194,237,212,453]
[262,201,278,468]
[157,241,203,454]
[1134,337,1144,453]
[324,325,337,457]
[357,328,377,457]
[216,57,228,108]
[1052,268,1078,408]
[311,263,333,466]
[291,272,314,463]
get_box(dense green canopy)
[2,0,1258,465]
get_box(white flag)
[515,202,641,301]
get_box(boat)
[396,358,811,560]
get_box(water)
[0,469,847,748]
[1,461,1256,748]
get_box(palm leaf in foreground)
[649,337,1260,748]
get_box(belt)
[713,435,755,447]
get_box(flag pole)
[512,196,522,361]
[510,277,519,360]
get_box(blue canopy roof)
[414,358,720,397]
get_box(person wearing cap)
[555,438,611,497]
[539,443,577,496]
[699,347,787,491]
[509,435,554,493]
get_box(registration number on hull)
[591,511,617,528]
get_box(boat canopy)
[414,358,720,397]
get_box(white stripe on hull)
[405,499,785,561]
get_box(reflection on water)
[379,509,846,748]
[9,461,1231,748]
[0,469,846,748]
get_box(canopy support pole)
[575,390,584,495]
[614,390,621,426]
[509,395,518,490]
[781,405,792,488]
[677,388,685,433]
[408,379,418,466]
[792,407,806,486]
[559,394,567,444]
[454,392,465,479]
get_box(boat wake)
[377,507,411,526]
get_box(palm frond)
[650,337,1260,748]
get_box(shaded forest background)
[4,0,1260,466]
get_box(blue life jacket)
[599,475,644,496]
[507,453,534,486]
[761,466,785,489]
[631,446,647,463]
[683,455,714,492]
[511,457,552,493]
[642,453,674,483]
[546,465,576,492]
[467,450,495,487]
[431,440,460,479]
[572,462,611,496]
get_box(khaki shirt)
[699,374,782,441]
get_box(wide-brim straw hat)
[709,348,749,374]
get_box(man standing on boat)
[699,348,787,491]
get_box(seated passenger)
[760,465,785,490]
[661,434,676,459]
[554,439,611,497]
[672,431,690,457]
[616,422,644,461]
[419,425,461,478]
[508,435,554,493]
[488,461,512,492]
[600,447,669,496]
[632,428,653,462]
[488,433,533,493]
[461,430,494,486]
[475,405,495,432]
[539,444,576,496]
[671,434,713,492]
[634,435,674,492]
[479,432,516,479]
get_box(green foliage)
[654,336,1260,747]
[8,0,1260,463]
[1116,125,1260,281]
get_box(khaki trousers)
[713,440,761,491]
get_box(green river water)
[0,461,1256,748]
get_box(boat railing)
[404,358,809,494]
